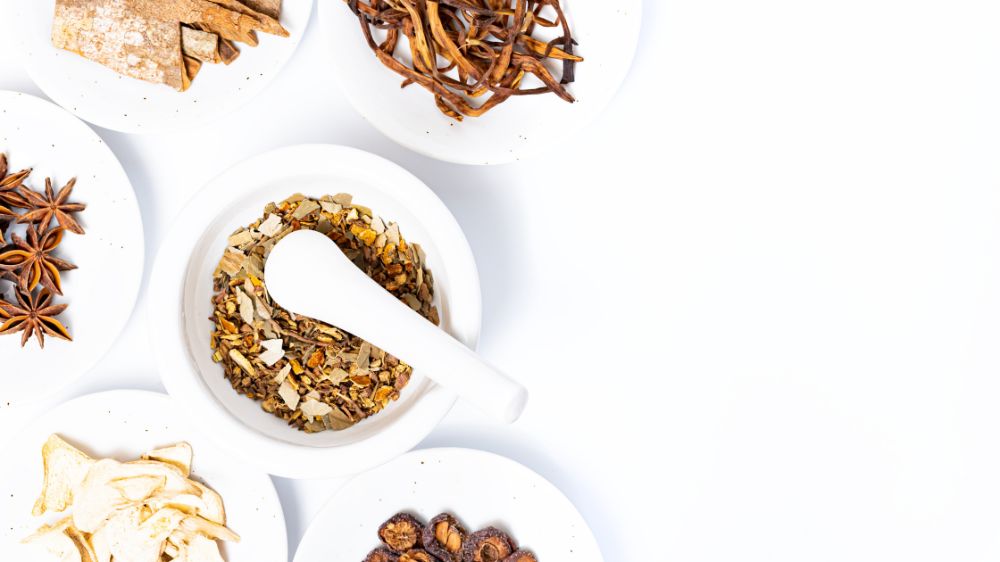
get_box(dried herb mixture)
[367,512,536,562]
[210,193,439,433]
[346,0,582,120]
[0,153,84,349]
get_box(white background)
[2,1,1000,560]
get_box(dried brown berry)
[379,513,424,553]
[365,546,400,562]
[502,551,538,562]
[423,513,466,562]
[462,528,516,562]
[399,549,436,562]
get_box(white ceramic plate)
[148,144,482,479]
[318,0,642,165]
[294,448,603,562]
[0,91,143,408]
[0,390,287,562]
[15,0,313,134]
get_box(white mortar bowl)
[148,145,481,478]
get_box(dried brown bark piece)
[461,528,516,562]
[53,0,186,91]
[52,0,287,90]
[379,513,425,553]
[240,0,282,19]
[182,26,222,62]
[422,513,466,562]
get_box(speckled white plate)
[0,390,287,562]
[15,0,313,134]
[293,448,603,562]
[0,91,143,408]
[319,0,642,165]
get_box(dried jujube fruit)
[379,513,425,553]
[399,549,436,562]
[462,527,517,562]
[365,547,400,562]
[422,512,467,561]
[502,551,538,562]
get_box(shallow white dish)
[15,0,313,134]
[148,144,481,479]
[0,91,143,408]
[318,0,642,165]
[294,448,603,562]
[0,389,287,562]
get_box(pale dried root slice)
[143,442,194,476]
[26,435,239,562]
[31,434,95,516]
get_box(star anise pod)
[0,153,32,209]
[0,202,17,239]
[18,177,85,234]
[0,286,71,348]
[0,225,76,295]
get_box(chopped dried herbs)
[0,153,83,348]
[379,513,426,553]
[345,0,582,120]
[365,513,536,562]
[209,193,439,433]
[462,528,516,562]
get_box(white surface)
[0,390,286,562]
[293,448,601,562]
[267,229,526,424]
[17,0,313,134]
[2,0,1000,560]
[319,0,641,165]
[149,144,481,478]
[0,91,143,407]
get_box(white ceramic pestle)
[264,229,528,423]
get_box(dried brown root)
[346,0,581,120]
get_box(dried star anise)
[0,287,71,348]
[18,177,86,234]
[0,153,31,209]
[0,202,17,239]
[0,226,76,295]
